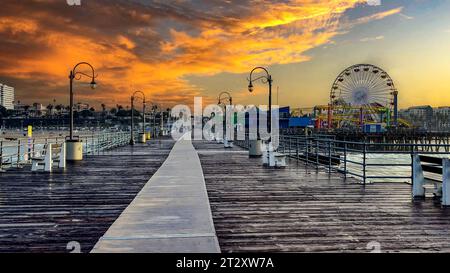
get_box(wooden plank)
[422,164,443,175]
[194,140,450,253]
[420,155,443,165]
[0,138,175,253]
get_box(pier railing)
[0,131,130,171]
[236,134,450,185]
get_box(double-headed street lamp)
[130,91,146,145]
[218,92,233,148]
[248,67,273,141]
[149,102,162,137]
[67,62,97,161]
[218,91,233,130]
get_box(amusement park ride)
[292,64,411,131]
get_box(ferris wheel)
[330,64,397,126]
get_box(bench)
[262,143,287,168]
[224,138,234,148]
[412,155,450,206]
[271,152,287,168]
[31,143,66,172]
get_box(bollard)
[139,133,146,144]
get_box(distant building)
[75,103,90,112]
[243,106,313,130]
[435,107,450,131]
[13,102,27,113]
[32,103,45,112]
[0,83,14,110]
[402,105,434,119]
[399,106,433,130]
[11,102,47,117]
[31,103,47,117]
[399,105,450,131]
[435,107,450,116]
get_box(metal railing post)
[306,138,309,165]
[410,144,414,185]
[17,140,21,168]
[363,142,367,186]
[86,136,89,154]
[0,141,3,171]
[328,140,332,173]
[98,134,101,153]
[344,142,347,180]
[32,138,35,158]
[289,137,292,157]
[27,138,31,163]
[315,140,319,169]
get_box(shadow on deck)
[0,138,175,253]
[193,140,450,253]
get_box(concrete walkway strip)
[91,136,221,253]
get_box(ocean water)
[345,153,412,183]
[346,152,450,183]
[281,143,450,183]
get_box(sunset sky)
[0,0,449,109]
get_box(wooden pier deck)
[194,140,450,253]
[92,136,220,253]
[0,138,175,253]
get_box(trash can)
[249,139,262,158]
[66,139,83,161]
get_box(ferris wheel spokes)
[329,64,397,128]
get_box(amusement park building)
[243,106,313,130]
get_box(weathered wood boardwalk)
[194,140,450,253]
[0,138,174,253]
[92,136,220,253]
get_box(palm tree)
[46,104,54,117]
[23,105,31,118]
[55,104,62,116]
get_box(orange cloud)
[0,0,402,108]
